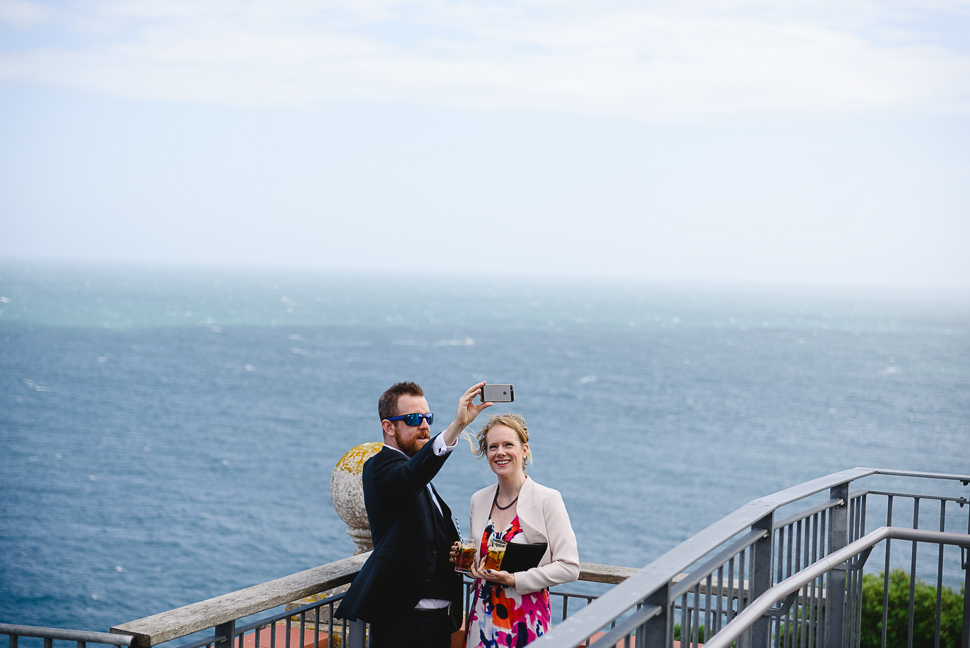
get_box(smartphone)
[481,384,515,403]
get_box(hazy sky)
[1,1,968,290]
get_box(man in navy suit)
[336,381,491,647]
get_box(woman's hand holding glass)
[469,556,516,587]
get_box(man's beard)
[394,429,430,457]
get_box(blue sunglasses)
[385,412,434,426]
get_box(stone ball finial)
[331,442,383,554]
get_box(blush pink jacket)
[468,476,580,595]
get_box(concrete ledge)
[578,562,640,584]
[111,553,370,647]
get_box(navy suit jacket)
[335,435,462,627]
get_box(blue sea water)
[1,263,968,635]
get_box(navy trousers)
[368,608,455,648]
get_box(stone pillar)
[331,442,383,554]
[285,442,383,626]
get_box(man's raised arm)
[441,381,492,447]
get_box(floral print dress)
[465,516,551,648]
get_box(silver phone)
[481,384,514,403]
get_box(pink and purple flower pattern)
[465,517,551,648]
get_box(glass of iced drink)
[484,538,507,571]
[455,538,477,574]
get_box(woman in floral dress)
[458,414,580,648]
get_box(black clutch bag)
[500,542,548,573]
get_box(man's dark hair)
[378,382,425,421]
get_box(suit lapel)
[429,483,458,538]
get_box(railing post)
[961,547,969,648]
[214,621,234,648]
[346,619,366,648]
[638,582,671,648]
[826,482,850,648]
[750,513,774,648]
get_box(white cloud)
[0,0,50,27]
[0,0,968,119]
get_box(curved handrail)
[532,467,970,648]
[702,527,970,648]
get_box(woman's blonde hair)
[469,413,533,469]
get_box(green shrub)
[861,570,964,648]
[674,623,707,644]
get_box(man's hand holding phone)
[480,383,514,403]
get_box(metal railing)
[96,554,633,648]
[701,527,970,648]
[130,574,623,648]
[532,467,970,648]
[0,624,135,648]
[107,553,369,648]
[5,468,968,648]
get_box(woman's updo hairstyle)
[473,413,533,469]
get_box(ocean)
[1,263,968,635]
